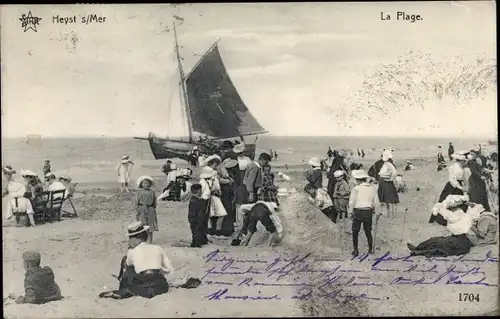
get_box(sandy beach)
[3,156,499,318]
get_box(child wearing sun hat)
[136,176,157,244]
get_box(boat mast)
[173,19,194,143]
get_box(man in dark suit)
[243,152,272,203]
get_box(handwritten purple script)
[201,249,498,301]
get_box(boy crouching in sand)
[239,201,283,247]
[188,184,209,248]
[349,170,381,257]
[11,251,62,304]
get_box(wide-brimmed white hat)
[45,172,56,179]
[136,175,154,188]
[352,169,369,180]
[308,157,321,167]
[127,221,150,237]
[223,158,239,168]
[333,170,344,178]
[2,165,16,175]
[451,153,467,161]
[121,155,132,164]
[233,144,246,154]
[457,150,468,156]
[193,146,198,150]
[205,155,222,164]
[59,175,72,182]
[382,150,394,162]
[199,166,217,179]
[21,170,38,177]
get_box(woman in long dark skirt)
[327,152,348,199]
[406,234,473,257]
[377,151,399,218]
[233,144,251,225]
[467,150,491,211]
[219,157,239,237]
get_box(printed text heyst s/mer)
[52,15,107,25]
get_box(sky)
[1,2,497,138]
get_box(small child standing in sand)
[332,170,351,233]
[188,184,208,247]
[348,170,381,257]
[135,176,158,244]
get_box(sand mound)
[280,192,341,255]
[274,192,368,316]
[74,192,136,220]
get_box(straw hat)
[2,165,16,175]
[59,175,72,183]
[21,170,38,178]
[233,144,246,154]
[45,172,56,179]
[121,155,132,164]
[451,153,467,161]
[127,221,150,237]
[193,146,198,150]
[176,168,192,180]
[199,166,217,179]
[333,170,344,178]
[382,149,394,162]
[352,169,369,180]
[205,155,222,164]
[307,157,321,167]
[223,158,239,168]
[136,175,154,188]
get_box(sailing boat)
[134,18,267,162]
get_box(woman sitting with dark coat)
[99,222,174,299]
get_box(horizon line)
[2,134,496,139]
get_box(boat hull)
[146,134,257,161]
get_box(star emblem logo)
[19,11,42,32]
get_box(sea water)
[1,136,490,184]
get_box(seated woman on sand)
[99,221,174,300]
[437,152,468,204]
[4,182,36,227]
[21,170,44,207]
[157,169,192,202]
[408,204,495,257]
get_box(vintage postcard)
[1,2,498,317]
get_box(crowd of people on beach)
[303,143,498,258]
[3,140,498,304]
[2,162,74,228]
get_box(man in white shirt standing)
[348,170,381,257]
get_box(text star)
[19,11,42,32]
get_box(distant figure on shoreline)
[117,156,134,193]
[448,142,455,161]
[274,151,278,160]
[42,160,51,181]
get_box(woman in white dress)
[117,156,134,192]
[199,156,227,237]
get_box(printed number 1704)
[458,293,480,302]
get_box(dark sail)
[185,44,267,139]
